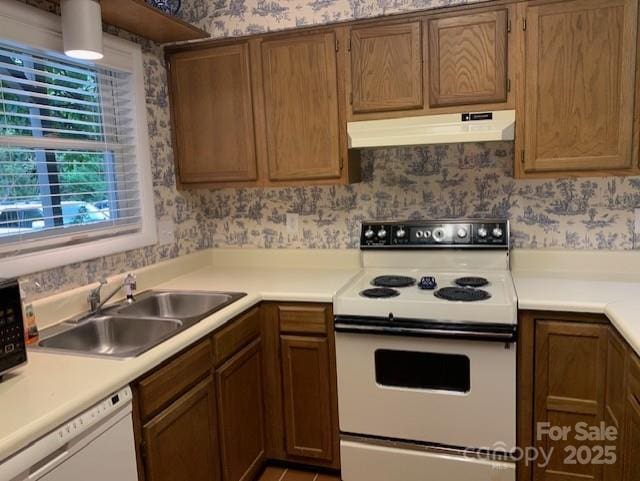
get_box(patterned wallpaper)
[178,0,487,38]
[8,0,640,302]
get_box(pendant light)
[61,0,104,60]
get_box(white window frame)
[0,1,157,277]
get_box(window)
[0,2,155,277]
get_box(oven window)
[374,349,470,393]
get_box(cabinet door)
[280,335,335,462]
[168,43,257,184]
[534,321,607,481]
[260,32,342,181]
[604,329,627,481]
[142,377,219,481]
[350,22,423,113]
[216,338,265,481]
[624,356,640,481]
[522,0,638,174]
[427,9,508,108]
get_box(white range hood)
[347,110,515,149]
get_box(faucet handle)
[88,278,107,310]
[124,273,137,301]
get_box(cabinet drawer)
[138,340,213,420]
[278,304,330,335]
[213,307,261,365]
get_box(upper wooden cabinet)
[260,32,344,182]
[518,0,639,176]
[426,9,509,108]
[167,43,258,185]
[349,22,423,113]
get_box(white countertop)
[4,247,640,466]
[512,266,640,358]
[0,264,358,463]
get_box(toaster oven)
[0,278,27,380]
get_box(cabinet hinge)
[522,18,527,31]
[335,39,339,52]
[339,157,344,170]
[507,19,512,33]
[521,150,525,165]
[507,78,511,93]
[349,92,353,105]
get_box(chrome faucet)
[87,273,137,315]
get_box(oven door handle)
[334,317,517,343]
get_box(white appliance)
[0,386,137,481]
[347,110,515,148]
[333,219,517,481]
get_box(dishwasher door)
[35,411,137,481]
[2,387,138,481]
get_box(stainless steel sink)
[38,316,183,358]
[115,291,245,322]
[35,290,247,359]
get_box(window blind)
[0,43,141,253]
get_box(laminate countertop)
[0,264,359,464]
[511,247,640,359]
[4,248,640,467]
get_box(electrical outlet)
[286,213,300,234]
[157,220,175,245]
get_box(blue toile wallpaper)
[11,0,640,301]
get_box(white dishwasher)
[0,386,138,481]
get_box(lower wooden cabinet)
[215,338,266,481]
[141,378,220,481]
[534,319,607,481]
[133,302,340,480]
[520,312,640,481]
[281,335,334,461]
[604,329,628,481]
[624,357,640,481]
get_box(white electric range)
[333,219,518,481]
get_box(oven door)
[334,319,516,452]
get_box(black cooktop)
[434,286,492,302]
[454,276,489,288]
[372,275,416,288]
[360,287,401,298]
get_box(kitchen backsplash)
[193,143,640,251]
[12,0,640,302]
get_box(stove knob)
[416,230,424,238]
[418,276,437,290]
[477,227,488,238]
[456,227,468,239]
[492,227,504,238]
[396,228,406,239]
[364,228,375,239]
[377,228,387,238]
[432,227,445,242]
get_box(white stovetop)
[334,267,517,324]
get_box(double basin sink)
[37,291,246,359]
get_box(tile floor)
[258,466,340,481]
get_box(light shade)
[61,0,104,60]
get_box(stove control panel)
[360,220,509,249]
